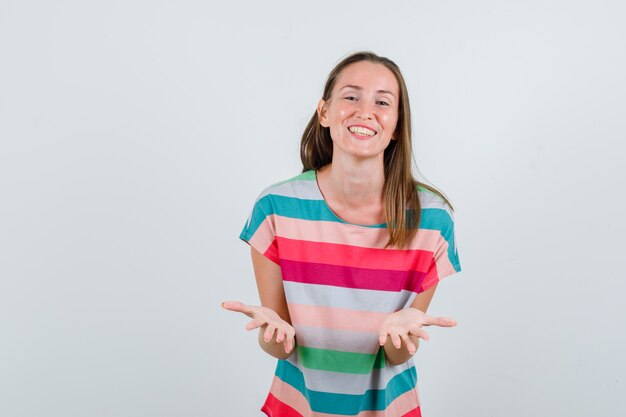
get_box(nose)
[356,99,374,120]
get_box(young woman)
[222,51,462,417]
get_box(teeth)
[348,126,376,136]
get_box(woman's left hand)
[378,308,457,355]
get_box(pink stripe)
[401,406,422,417]
[388,389,420,417]
[247,218,280,263]
[269,376,420,417]
[433,241,456,278]
[248,217,274,252]
[262,392,303,417]
[288,303,388,333]
[277,237,433,272]
[420,239,456,291]
[250,215,456,280]
[266,377,309,416]
[273,215,443,251]
[281,259,427,292]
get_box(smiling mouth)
[348,126,377,137]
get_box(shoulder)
[255,170,318,202]
[242,171,316,232]
[417,184,452,213]
[416,183,456,232]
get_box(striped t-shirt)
[239,169,461,417]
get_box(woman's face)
[318,61,400,162]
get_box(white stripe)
[294,325,381,354]
[258,178,320,201]
[284,281,416,313]
[418,189,453,216]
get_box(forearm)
[383,334,420,366]
[257,329,297,360]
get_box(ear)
[317,98,329,127]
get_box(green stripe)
[298,346,385,374]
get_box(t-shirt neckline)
[310,169,387,229]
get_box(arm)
[249,247,296,359]
[380,283,456,366]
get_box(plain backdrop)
[1,0,625,416]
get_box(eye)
[344,96,357,101]
[377,100,390,106]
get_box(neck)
[317,155,385,208]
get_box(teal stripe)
[239,195,340,242]
[242,195,454,239]
[275,360,417,415]
[240,194,385,241]
[419,207,461,271]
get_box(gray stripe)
[286,354,416,394]
[294,325,380,354]
[258,178,320,201]
[284,281,415,313]
[418,189,453,216]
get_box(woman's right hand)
[221,300,296,354]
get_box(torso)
[239,169,462,417]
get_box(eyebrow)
[339,84,396,98]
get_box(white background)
[1,1,625,416]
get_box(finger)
[264,324,277,343]
[284,328,295,353]
[401,334,417,355]
[221,300,244,311]
[409,327,430,341]
[378,331,388,346]
[390,332,402,349]
[245,317,264,331]
[222,301,254,316]
[275,327,286,343]
[424,316,457,327]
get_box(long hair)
[300,51,454,249]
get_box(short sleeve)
[239,191,280,265]
[419,207,462,292]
